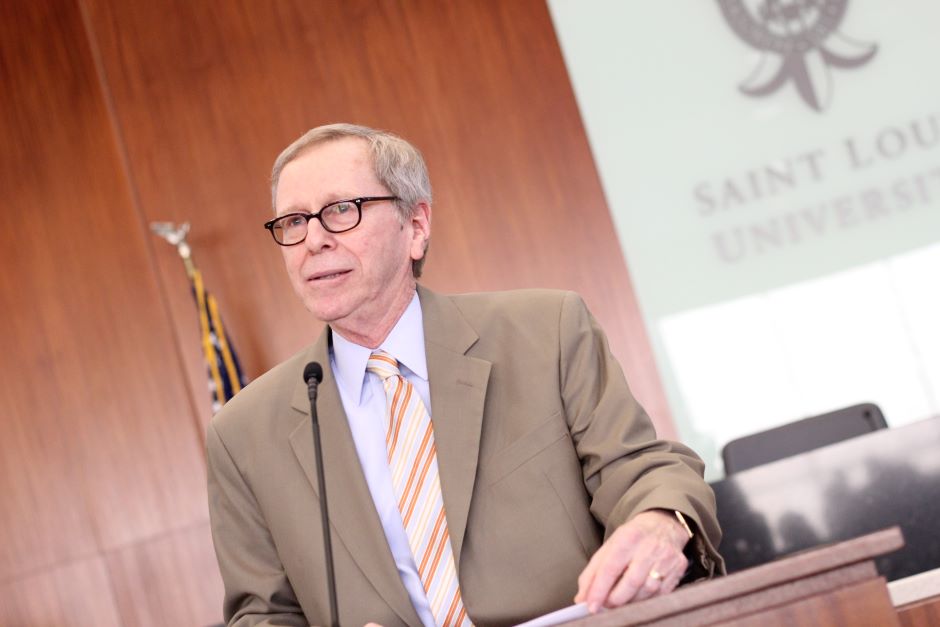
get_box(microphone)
[304,362,323,402]
[303,361,339,627]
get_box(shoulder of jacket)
[446,288,579,312]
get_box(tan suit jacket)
[207,287,722,626]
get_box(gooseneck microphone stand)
[304,362,339,627]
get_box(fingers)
[574,511,691,612]
[605,554,654,605]
[574,534,635,612]
[659,561,685,595]
[634,569,664,603]
[605,548,686,605]
[576,523,651,611]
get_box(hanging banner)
[548,0,940,475]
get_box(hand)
[574,509,690,612]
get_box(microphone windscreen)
[304,361,323,384]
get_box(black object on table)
[711,415,940,581]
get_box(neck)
[331,282,417,349]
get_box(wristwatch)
[674,510,694,541]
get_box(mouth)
[308,269,352,282]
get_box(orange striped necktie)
[366,350,471,627]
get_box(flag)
[190,268,247,412]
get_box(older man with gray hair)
[207,123,723,627]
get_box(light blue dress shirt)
[330,291,437,627]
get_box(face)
[274,138,430,342]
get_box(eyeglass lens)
[274,200,361,244]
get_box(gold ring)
[649,570,663,581]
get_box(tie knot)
[366,350,402,380]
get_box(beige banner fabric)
[549,0,940,477]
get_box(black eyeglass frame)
[263,196,400,246]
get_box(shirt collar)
[331,291,427,402]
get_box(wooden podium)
[563,527,904,626]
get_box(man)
[207,124,723,627]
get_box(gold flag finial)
[150,221,195,276]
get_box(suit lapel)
[418,286,491,570]
[288,332,421,627]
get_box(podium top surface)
[562,527,903,626]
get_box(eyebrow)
[275,205,308,217]
[275,195,356,217]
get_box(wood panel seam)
[75,0,211,463]
[0,516,212,587]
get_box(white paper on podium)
[513,602,604,627]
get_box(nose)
[301,216,336,253]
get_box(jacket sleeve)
[207,421,309,626]
[557,291,725,578]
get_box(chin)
[303,298,351,324]
[305,305,342,323]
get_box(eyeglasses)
[263,196,399,246]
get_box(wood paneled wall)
[0,1,670,624]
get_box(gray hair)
[270,123,432,277]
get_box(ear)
[408,200,431,261]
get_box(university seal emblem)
[717,0,877,111]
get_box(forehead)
[275,137,377,210]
